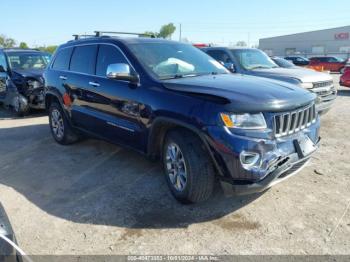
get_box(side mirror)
[0,65,6,73]
[224,62,236,73]
[106,63,139,84]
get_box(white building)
[259,26,350,58]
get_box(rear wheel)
[163,129,215,204]
[49,102,80,145]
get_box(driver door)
[0,52,8,98]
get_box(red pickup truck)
[309,56,348,73]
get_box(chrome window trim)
[50,42,138,82]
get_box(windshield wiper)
[249,66,272,70]
[160,72,226,80]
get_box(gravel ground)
[0,74,349,255]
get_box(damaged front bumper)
[205,118,320,195]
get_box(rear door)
[0,51,8,98]
[66,45,100,132]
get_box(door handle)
[59,76,67,80]
[89,81,100,87]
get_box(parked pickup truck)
[203,47,337,114]
[44,33,320,203]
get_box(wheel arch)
[147,117,225,177]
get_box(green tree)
[0,34,16,48]
[19,42,29,49]
[144,23,177,39]
[158,23,176,39]
[37,45,58,54]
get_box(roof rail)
[94,31,156,38]
[72,34,96,40]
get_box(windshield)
[333,57,345,62]
[231,49,278,70]
[128,42,228,80]
[272,57,295,68]
[7,52,51,70]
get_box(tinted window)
[207,50,233,63]
[0,52,7,71]
[70,45,97,74]
[52,48,73,71]
[96,45,128,77]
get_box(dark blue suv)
[44,32,320,203]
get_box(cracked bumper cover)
[205,118,320,195]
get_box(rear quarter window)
[52,47,73,71]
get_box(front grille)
[313,81,333,88]
[274,103,317,137]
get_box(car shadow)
[337,90,350,97]
[0,107,46,120]
[0,123,263,229]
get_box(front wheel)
[12,95,30,116]
[163,129,215,204]
[49,102,80,145]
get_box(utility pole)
[179,23,182,42]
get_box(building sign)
[335,33,349,40]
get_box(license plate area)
[294,135,317,158]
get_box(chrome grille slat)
[274,104,316,138]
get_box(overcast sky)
[3,0,350,47]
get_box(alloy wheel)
[51,109,64,140]
[165,143,188,191]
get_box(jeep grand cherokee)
[44,32,320,203]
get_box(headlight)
[220,113,267,129]
[27,80,42,89]
[300,82,313,89]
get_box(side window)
[328,57,336,62]
[96,45,128,77]
[70,45,98,74]
[52,48,73,71]
[0,52,8,71]
[207,50,233,64]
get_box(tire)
[12,95,30,117]
[49,102,80,145]
[162,129,215,204]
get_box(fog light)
[240,151,261,170]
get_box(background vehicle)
[0,203,27,261]
[271,56,297,68]
[285,56,310,66]
[0,48,51,116]
[203,47,336,114]
[309,56,348,73]
[340,69,350,87]
[44,32,320,203]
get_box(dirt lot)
[0,75,349,255]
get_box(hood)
[12,69,44,79]
[251,67,332,83]
[162,74,316,113]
